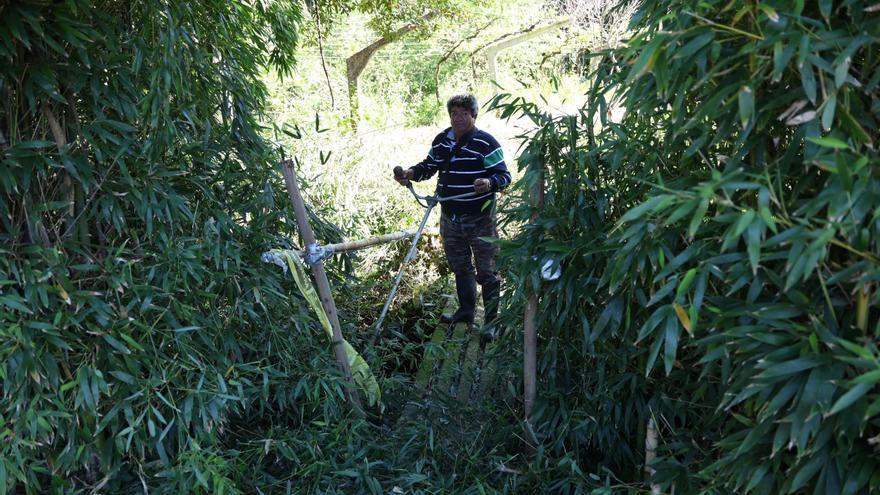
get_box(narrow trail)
[396,295,501,427]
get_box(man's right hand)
[394,167,414,187]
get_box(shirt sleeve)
[410,133,445,181]
[481,134,511,192]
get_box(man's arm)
[479,135,511,192]
[408,133,446,182]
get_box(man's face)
[449,106,476,138]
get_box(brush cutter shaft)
[372,199,436,339]
[372,179,480,340]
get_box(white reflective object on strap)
[541,259,561,281]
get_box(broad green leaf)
[645,329,664,376]
[807,136,849,150]
[732,209,756,238]
[800,61,817,104]
[759,358,820,379]
[663,314,680,375]
[772,40,795,82]
[676,32,714,60]
[851,369,880,386]
[828,383,872,415]
[835,56,851,88]
[619,194,674,223]
[822,92,837,131]
[0,296,32,314]
[676,268,698,299]
[102,334,131,354]
[626,38,662,83]
[819,0,833,18]
[738,86,754,129]
[747,221,761,274]
[791,455,825,492]
[665,198,699,225]
[688,198,710,238]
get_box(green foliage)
[491,0,880,493]
[0,1,596,492]
[0,1,364,492]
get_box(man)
[394,94,511,328]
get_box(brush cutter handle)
[395,166,481,207]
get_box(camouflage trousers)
[439,213,500,286]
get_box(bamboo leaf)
[676,268,698,299]
[672,303,692,335]
[663,314,680,375]
[800,61,817,104]
[819,0,833,18]
[828,383,872,416]
[822,92,837,131]
[758,4,779,22]
[738,86,754,129]
[835,57,851,88]
[626,38,662,83]
[851,369,880,386]
[806,136,848,149]
[688,198,710,238]
[619,194,674,223]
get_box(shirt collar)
[445,127,477,144]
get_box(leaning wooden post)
[523,166,544,442]
[280,159,363,414]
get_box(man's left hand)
[473,178,491,194]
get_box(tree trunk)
[481,18,570,82]
[433,18,495,103]
[346,13,436,126]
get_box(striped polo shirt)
[410,127,512,217]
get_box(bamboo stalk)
[645,416,660,494]
[42,101,75,239]
[280,159,363,414]
[302,229,417,258]
[856,283,870,333]
[523,294,538,417]
[523,168,544,442]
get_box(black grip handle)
[393,166,404,178]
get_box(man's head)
[447,93,478,139]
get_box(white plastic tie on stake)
[261,251,289,273]
[541,258,561,281]
[304,243,334,265]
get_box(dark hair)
[446,94,478,118]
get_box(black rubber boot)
[481,279,500,325]
[440,273,476,324]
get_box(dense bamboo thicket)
[0,2,363,492]
[493,0,879,492]
[3,0,880,493]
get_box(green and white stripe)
[483,147,504,168]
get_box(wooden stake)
[280,159,363,414]
[523,168,544,443]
